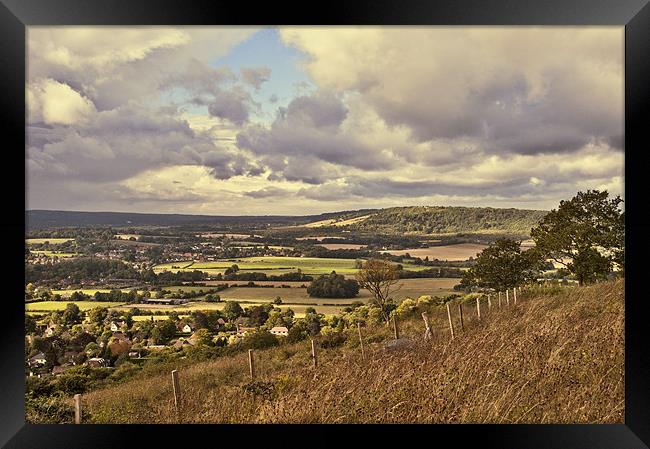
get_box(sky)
[26,26,624,215]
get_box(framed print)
[1,0,649,447]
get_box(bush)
[319,329,347,348]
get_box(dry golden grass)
[81,279,624,424]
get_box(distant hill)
[346,206,548,236]
[25,209,372,230]
[26,206,546,236]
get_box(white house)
[269,326,289,337]
[110,321,125,332]
[182,324,195,333]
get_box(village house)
[111,331,130,341]
[236,326,256,338]
[269,326,289,337]
[86,357,108,368]
[28,352,47,368]
[181,323,195,334]
[173,339,193,350]
[51,365,72,375]
[110,320,126,332]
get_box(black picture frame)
[2,0,649,447]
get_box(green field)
[51,289,144,297]
[31,250,77,258]
[154,256,430,276]
[26,238,73,245]
[26,301,126,311]
[217,278,459,305]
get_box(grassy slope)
[80,279,623,424]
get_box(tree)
[193,328,213,347]
[25,315,37,334]
[530,190,624,285]
[150,320,177,345]
[63,303,82,326]
[247,304,272,327]
[461,239,541,291]
[223,301,244,321]
[87,307,108,327]
[273,296,283,305]
[307,271,360,298]
[355,259,400,322]
[190,311,210,330]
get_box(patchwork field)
[381,243,488,261]
[26,238,73,245]
[154,256,429,276]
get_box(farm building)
[269,326,289,337]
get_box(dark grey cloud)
[207,89,251,126]
[236,91,395,182]
[244,186,292,198]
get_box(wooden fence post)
[248,349,255,380]
[311,339,318,368]
[422,312,433,340]
[445,304,455,340]
[171,370,181,415]
[357,323,366,360]
[506,289,510,306]
[392,316,399,339]
[513,287,517,305]
[476,297,481,320]
[498,291,502,308]
[487,294,492,310]
[458,303,464,330]
[74,393,82,424]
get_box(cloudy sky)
[26,26,624,215]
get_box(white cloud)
[28,78,96,125]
